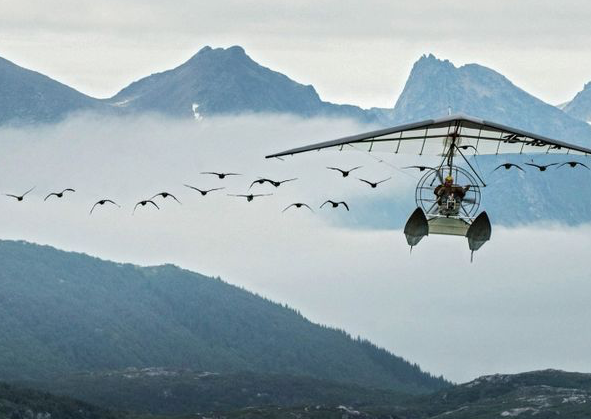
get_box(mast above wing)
[266,114,591,158]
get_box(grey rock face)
[564,82,591,123]
[107,46,375,123]
[0,56,108,125]
[392,54,591,144]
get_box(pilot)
[434,175,470,214]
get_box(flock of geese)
[4,160,587,215]
[2,168,392,215]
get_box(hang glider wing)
[266,114,591,159]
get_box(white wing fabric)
[266,114,591,158]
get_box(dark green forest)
[0,382,120,419]
[0,240,446,392]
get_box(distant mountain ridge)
[392,54,591,144]
[0,56,109,125]
[107,46,383,123]
[2,46,590,141]
[0,239,446,393]
[564,82,591,123]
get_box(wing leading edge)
[266,114,591,158]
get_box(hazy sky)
[0,113,589,383]
[1,0,590,108]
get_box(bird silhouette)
[201,172,241,179]
[357,177,391,188]
[558,161,590,170]
[250,178,297,189]
[44,188,75,201]
[184,185,225,196]
[326,166,362,177]
[493,163,525,172]
[150,192,181,204]
[5,187,35,202]
[457,145,478,153]
[249,178,272,189]
[90,199,120,214]
[133,200,159,214]
[269,178,297,187]
[228,193,272,202]
[320,200,350,211]
[403,166,435,172]
[283,203,314,212]
[525,162,558,172]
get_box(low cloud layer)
[0,114,589,383]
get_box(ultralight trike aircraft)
[266,114,591,260]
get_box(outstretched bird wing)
[44,193,58,201]
[278,178,298,185]
[301,204,314,212]
[183,184,203,193]
[22,186,36,196]
[376,177,392,184]
[403,165,434,171]
[168,193,181,204]
[525,163,543,169]
[282,204,296,212]
[339,202,350,211]
[89,202,100,214]
[147,200,160,209]
[326,167,345,174]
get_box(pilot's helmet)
[445,175,454,184]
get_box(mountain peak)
[108,45,373,121]
[191,45,248,60]
[393,53,591,142]
[414,53,454,70]
[563,80,591,122]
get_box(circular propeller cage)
[415,166,481,218]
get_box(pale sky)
[1,0,590,108]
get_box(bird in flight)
[44,188,75,201]
[403,166,435,172]
[283,203,314,212]
[457,145,479,153]
[184,185,225,196]
[357,177,391,188]
[90,199,120,214]
[150,192,181,204]
[558,161,590,170]
[525,162,558,172]
[228,193,272,202]
[5,187,35,202]
[326,166,362,177]
[133,200,160,214]
[320,200,350,211]
[493,163,525,172]
[250,178,298,189]
[201,172,241,179]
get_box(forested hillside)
[0,240,447,393]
